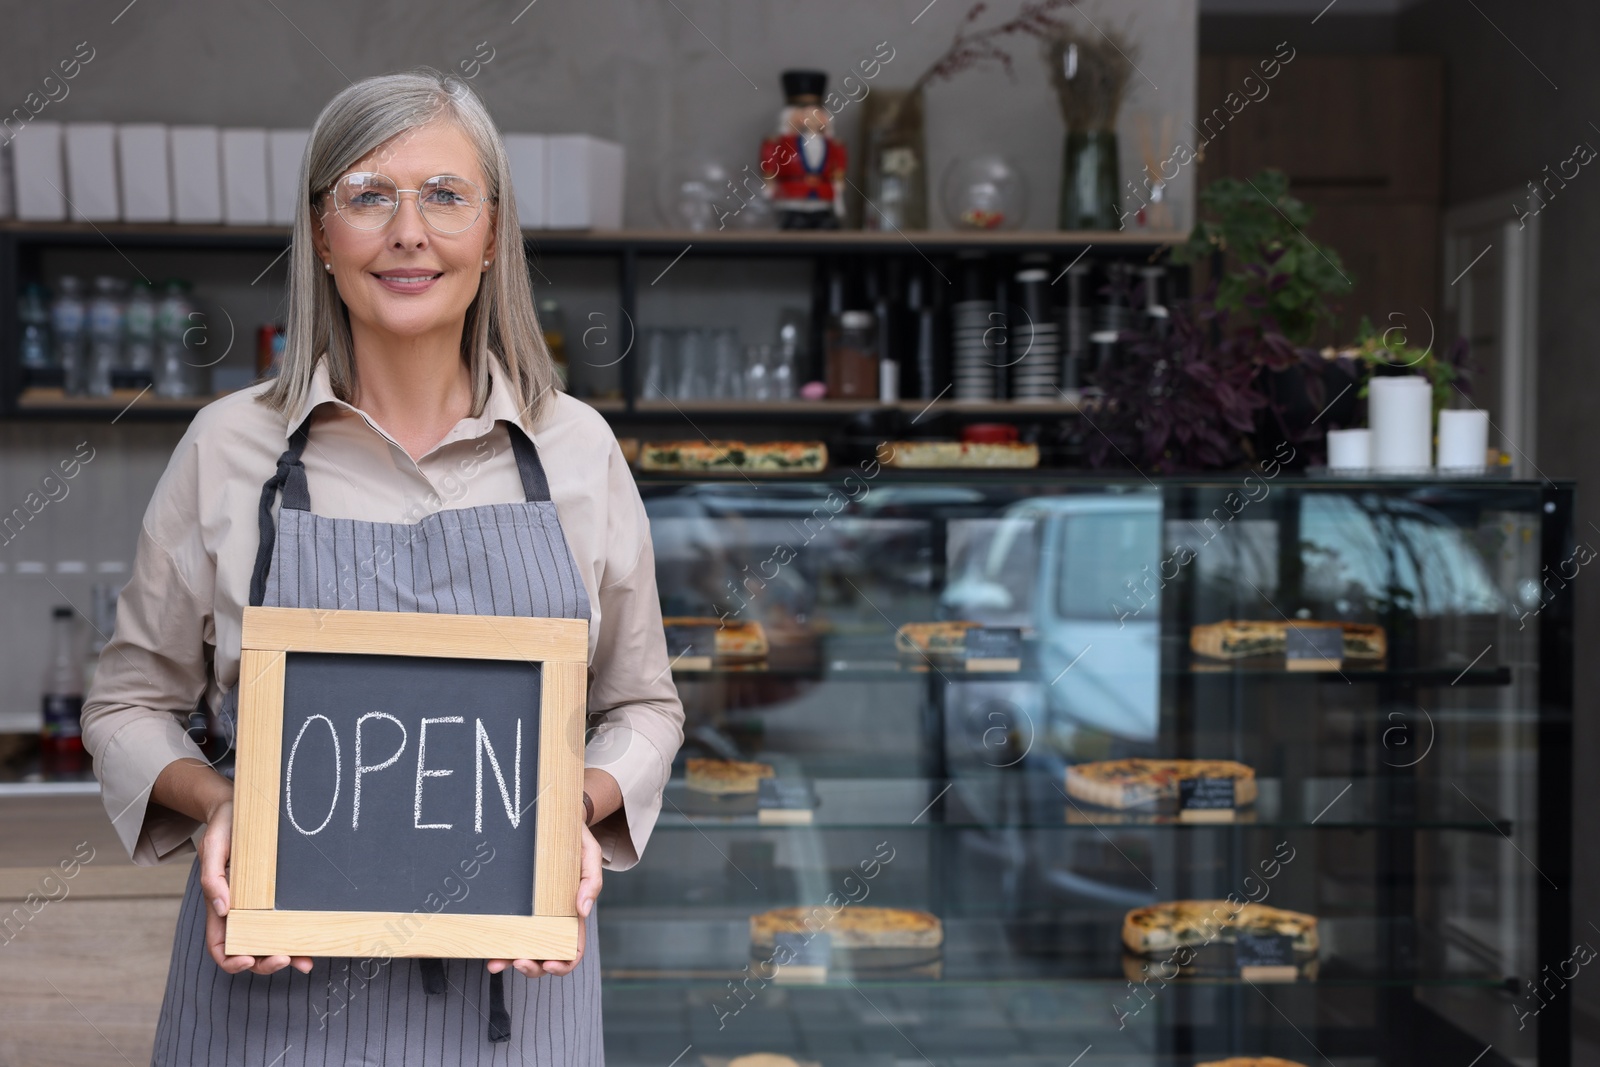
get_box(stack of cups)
[952,299,997,400]
[1010,268,1059,401]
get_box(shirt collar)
[286,354,529,450]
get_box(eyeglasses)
[322,171,493,234]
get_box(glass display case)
[600,473,1574,1067]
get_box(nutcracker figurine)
[760,70,847,230]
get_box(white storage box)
[118,124,172,222]
[65,122,119,221]
[267,129,309,225]
[220,128,269,225]
[502,134,546,230]
[545,134,624,230]
[170,126,222,223]
[12,122,65,220]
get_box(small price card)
[1284,626,1343,672]
[757,778,819,825]
[1236,932,1300,982]
[774,931,830,984]
[1178,776,1237,823]
[665,623,716,672]
[964,627,1023,672]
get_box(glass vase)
[1059,130,1120,231]
[861,88,928,231]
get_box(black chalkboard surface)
[275,652,540,917]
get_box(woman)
[80,68,683,1065]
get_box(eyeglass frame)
[316,171,498,234]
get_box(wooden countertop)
[0,794,192,899]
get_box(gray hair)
[262,67,555,428]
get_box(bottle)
[153,279,195,398]
[869,263,900,402]
[51,276,87,394]
[825,310,878,400]
[269,324,287,379]
[775,308,806,400]
[906,269,941,400]
[82,581,122,696]
[123,280,157,374]
[537,298,568,388]
[41,607,86,775]
[1062,259,1093,391]
[19,282,52,369]
[87,275,125,397]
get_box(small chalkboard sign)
[774,931,830,984]
[225,607,588,962]
[665,623,716,672]
[1178,776,1237,823]
[1236,931,1300,981]
[757,778,819,825]
[1285,625,1343,672]
[964,627,1023,672]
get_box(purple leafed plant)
[1087,298,1281,474]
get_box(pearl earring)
[483,259,490,268]
[324,262,332,272]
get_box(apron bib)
[151,418,603,1066]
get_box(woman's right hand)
[199,797,313,976]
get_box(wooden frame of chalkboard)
[223,606,587,961]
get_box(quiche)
[1197,1060,1309,1067]
[640,440,828,474]
[661,617,769,660]
[750,906,943,950]
[686,758,774,796]
[1067,759,1258,810]
[1190,620,1386,661]
[881,440,1040,469]
[894,620,983,657]
[1122,901,1319,956]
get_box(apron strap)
[248,422,311,609]
[246,419,549,608]
[415,959,511,1042]
[505,422,551,503]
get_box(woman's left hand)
[486,823,602,979]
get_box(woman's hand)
[200,796,314,976]
[486,823,602,979]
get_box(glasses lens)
[332,173,398,228]
[418,175,483,233]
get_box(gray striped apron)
[150,416,604,1066]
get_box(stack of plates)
[1010,320,1060,401]
[952,299,997,400]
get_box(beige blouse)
[80,357,684,872]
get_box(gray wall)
[1,0,1197,232]
[0,0,1197,730]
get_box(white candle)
[1437,408,1490,472]
[1369,376,1433,472]
[1326,428,1371,470]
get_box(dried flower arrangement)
[1043,19,1138,132]
[882,0,1076,129]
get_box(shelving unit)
[0,221,1180,428]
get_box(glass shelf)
[667,660,1514,687]
[652,777,1512,834]
[596,914,1514,990]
